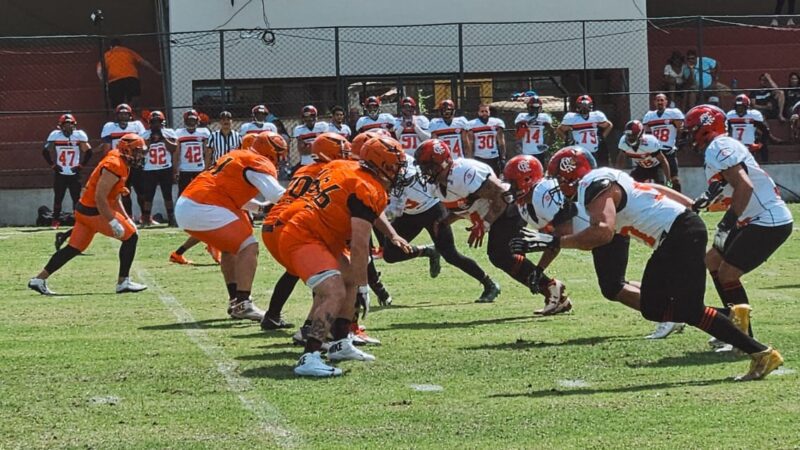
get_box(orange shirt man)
[97,39,161,107]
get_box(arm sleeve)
[245,170,285,204]
[347,194,379,223]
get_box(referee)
[207,111,242,161]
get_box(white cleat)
[294,351,342,377]
[28,278,56,295]
[327,338,376,362]
[352,325,381,346]
[645,321,686,339]
[228,298,265,321]
[535,279,573,316]
[715,344,736,353]
[708,336,726,349]
[116,278,147,294]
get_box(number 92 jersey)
[141,128,177,171]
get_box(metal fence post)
[335,27,342,106]
[219,30,226,110]
[97,36,110,114]
[582,21,588,92]
[697,16,704,103]
[458,23,465,110]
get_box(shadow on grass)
[369,315,535,332]
[763,284,800,290]
[374,301,476,310]
[45,291,113,297]
[138,318,249,331]
[17,228,58,234]
[489,377,731,399]
[190,263,220,267]
[240,364,298,380]
[231,330,294,339]
[461,334,639,351]
[625,350,743,368]
[235,351,298,362]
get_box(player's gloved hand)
[466,215,490,248]
[712,208,738,252]
[665,179,673,189]
[691,180,725,212]
[51,165,62,173]
[73,164,83,174]
[509,228,559,254]
[356,285,370,318]
[109,218,125,238]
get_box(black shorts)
[630,165,666,184]
[108,77,141,105]
[178,171,200,194]
[640,210,707,323]
[665,152,679,177]
[593,144,610,167]
[143,168,174,203]
[592,233,631,300]
[721,222,793,273]
[473,156,503,177]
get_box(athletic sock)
[304,337,322,354]
[332,318,351,341]
[43,245,81,275]
[226,283,237,300]
[118,233,138,278]
[267,272,299,318]
[696,306,766,354]
[235,290,250,303]
[175,245,189,256]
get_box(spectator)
[771,0,796,26]
[682,49,727,107]
[783,72,800,119]
[707,96,721,107]
[663,51,686,110]
[96,39,161,108]
[327,105,352,140]
[753,72,787,122]
[207,111,242,161]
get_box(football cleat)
[351,324,381,346]
[375,286,392,307]
[54,231,69,251]
[28,278,56,295]
[535,279,573,315]
[294,351,342,377]
[206,245,222,264]
[292,325,310,346]
[714,344,736,353]
[645,322,686,339]
[228,298,265,321]
[428,248,442,279]
[327,338,376,362]
[116,278,147,294]
[736,347,784,381]
[169,251,192,265]
[729,304,752,336]
[476,278,501,303]
[261,315,295,331]
[708,336,726,348]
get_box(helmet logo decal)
[700,112,715,126]
[559,156,577,173]
[517,159,531,173]
[433,142,446,154]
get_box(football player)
[175,131,287,321]
[468,104,507,176]
[29,134,148,295]
[355,96,395,134]
[43,114,92,228]
[687,104,793,352]
[511,147,784,381]
[239,104,278,136]
[293,105,329,166]
[726,94,770,158]
[428,99,471,159]
[616,120,671,185]
[101,104,146,217]
[642,93,684,191]
[556,95,613,165]
[514,94,554,167]
[327,105,352,140]
[140,111,177,227]
[394,96,430,155]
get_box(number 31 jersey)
[175,127,211,172]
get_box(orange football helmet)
[251,131,287,165]
[117,133,147,169]
[311,132,351,162]
[360,136,408,195]
[352,131,388,160]
[241,133,257,150]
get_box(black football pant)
[486,207,540,285]
[53,173,81,218]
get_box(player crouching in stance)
[512,147,783,381]
[265,136,409,377]
[175,131,286,321]
[29,134,148,295]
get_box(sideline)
[136,267,299,448]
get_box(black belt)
[75,202,99,216]
[261,220,283,233]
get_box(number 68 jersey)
[176,127,211,172]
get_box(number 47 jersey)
[176,127,211,172]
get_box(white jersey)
[394,115,431,155]
[642,108,684,150]
[515,112,553,155]
[726,109,764,146]
[432,158,508,221]
[46,129,89,175]
[518,178,566,233]
[468,117,506,159]
[141,128,177,171]
[326,122,352,140]
[387,155,439,218]
[561,111,608,153]
[704,136,792,227]
[577,167,686,249]
[294,122,329,166]
[618,134,664,169]
[100,120,145,149]
[356,114,395,133]
[429,117,470,159]
[239,121,277,137]
[176,127,211,172]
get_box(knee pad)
[598,279,625,302]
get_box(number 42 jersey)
[176,127,211,172]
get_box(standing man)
[100,104,146,217]
[43,114,92,228]
[468,104,507,176]
[293,105,329,166]
[28,134,148,295]
[512,147,784,381]
[686,105,793,352]
[428,99,471,159]
[394,96,430,155]
[207,111,242,161]
[643,93,684,191]
[96,39,161,108]
[327,105,352,140]
[726,94,771,162]
[140,111,177,227]
[355,96,395,134]
[616,120,671,185]
[557,95,613,165]
[514,94,554,166]
[239,105,278,137]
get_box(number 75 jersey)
[176,127,211,172]
[561,111,608,153]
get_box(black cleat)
[261,315,295,331]
[476,278,500,303]
[428,249,441,279]
[54,231,69,251]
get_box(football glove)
[712,208,738,252]
[509,228,559,254]
[691,180,725,212]
[109,218,125,238]
[51,165,63,173]
[356,285,370,319]
[466,215,490,248]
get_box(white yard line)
[136,268,299,448]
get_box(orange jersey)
[182,149,277,211]
[278,160,388,251]
[264,162,325,226]
[100,46,144,82]
[80,149,129,208]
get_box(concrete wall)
[4,163,799,226]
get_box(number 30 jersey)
[175,127,211,172]
[468,117,505,159]
[561,111,608,153]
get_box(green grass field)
[2,207,800,449]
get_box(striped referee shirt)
[208,129,242,161]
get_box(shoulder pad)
[583,177,613,206]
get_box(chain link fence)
[2,15,799,188]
